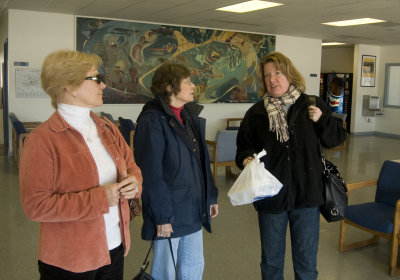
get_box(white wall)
[376,45,400,135]
[321,47,354,73]
[277,35,322,96]
[351,44,380,133]
[0,11,8,145]
[6,9,322,152]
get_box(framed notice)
[360,55,376,87]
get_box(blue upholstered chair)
[118,117,135,150]
[9,113,41,166]
[206,129,238,182]
[100,112,114,122]
[339,160,400,276]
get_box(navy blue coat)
[134,97,218,240]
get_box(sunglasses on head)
[85,74,105,85]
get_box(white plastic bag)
[227,150,283,206]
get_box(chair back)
[215,129,238,162]
[100,112,114,122]
[375,160,400,207]
[9,113,27,136]
[118,117,135,144]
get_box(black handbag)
[320,153,348,222]
[132,238,178,280]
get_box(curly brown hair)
[150,62,190,103]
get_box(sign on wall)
[76,17,275,104]
[15,68,48,98]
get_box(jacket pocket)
[170,185,195,226]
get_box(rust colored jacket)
[19,111,142,273]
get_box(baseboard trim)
[352,131,400,138]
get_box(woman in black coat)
[134,62,218,280]
[236,52,347,280]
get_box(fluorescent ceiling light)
[323,18,386,27]
[216,1,283,13]
[321,42,347,46]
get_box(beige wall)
[321,47,354,73]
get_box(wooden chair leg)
[226,166,238,179]
[339,219,379,252]
[389,233,400,276]
[226,166,231,177]
[339,220,347,252]
[212,163,217,183]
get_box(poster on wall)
[76,17,275,104]
[15,68,48,98]
[360,55,376,87]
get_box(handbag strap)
[139,240,154,272]
[168,238,179,280]
[317,141,329,173]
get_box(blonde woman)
[236,52,347,280]
[19,49,142,280]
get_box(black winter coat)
[134,97,218,240]
[235,93,347,213]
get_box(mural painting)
[76,17,275,104]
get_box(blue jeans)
[258,207,319,280]
[151,229,204,280]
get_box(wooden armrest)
[347,179,378,193]
[22,121,42,129]
[205,140,217,163]
[129,130,135,151]
[206,140,216,147]
[226,118,243,128]
[18,133,29,148]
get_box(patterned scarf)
[263,86,301,142]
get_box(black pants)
[38,244,124,280]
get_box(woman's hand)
[243,157,254,167]
[308,105,322,123]
[102,176,139,207]
[119,176,140,200]
[210,204,219,218]
[157,224,173,238]
[102,183,122,207]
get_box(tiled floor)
[1,135,400,279]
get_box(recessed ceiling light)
[323,18,386,27]
[321,42,347,46]
[216,1,283,13]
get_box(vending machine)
[319,73,352,133]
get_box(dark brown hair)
[150,62,190,103]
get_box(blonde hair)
[258,51,305,96]
[41,49,102,109]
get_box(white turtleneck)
[57,103,121,250]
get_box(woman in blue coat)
[134,62,219,280]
